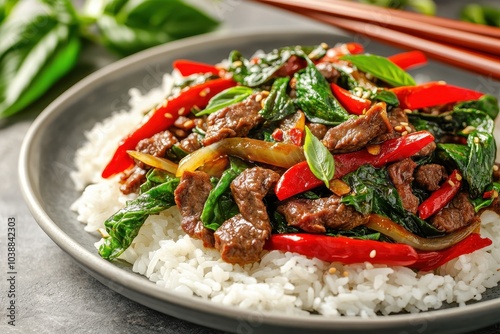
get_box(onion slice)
[366,214,480,251]
[127,150,178,174]
[176,138,305,177]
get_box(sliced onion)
[127,150,178,174]
[176,137,305,177]
[366,214,480,251]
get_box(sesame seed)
[400,122,408,126]
[165,113,173,119]
[343,271,349,277]
[474,137,480,144]
[462,125,476,135]
[494,190,499,199]
[199,88,210,97]
[444,115,453,121]
[183,119,195,129]
[456,173,462,181]
[232,60,243,67]
[404,109,412,113]
[401,131,408,136]
[328,267,337,274]
[321,42,329,49]
[493,165,499,172]
[175,129,186,137]
[448,180,455,187]
[405,126,412,133]
[255,94,262,102]
[178,107,186,115]
[394,125,403,131]
[369,250,376,258]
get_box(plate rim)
[18,27,500,333]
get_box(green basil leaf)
[372,89,399,106]
[454,94,499,120]
[341,54,416,87]
[303,126,335,187]
[295,60,350,125]
[97,0,219,56]
[461,4,500,27]
[471,182,500,211]
[0,13,81,118]
[196,86,253,116]
[0,0,16,24]
[259,76,295,121]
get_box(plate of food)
[19,28,500,333]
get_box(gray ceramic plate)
[19,29,500,334]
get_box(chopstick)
[253,0,500,80]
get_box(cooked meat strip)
[135,130,178,168]
[415,141,436,157]
[275,55,307,78]
[214,214,268,264]
[430,192,477,233]
[203,93,264,146]
[214,167,280,264]
[277,195,369,233]
[174,171,215,248]
[372,107,415,143]
[307,122,328,140]
[387,158,419,214]
[177,132,202,153]
[415,164,448,191]
[322,102,392,153]
[315,62,341,82]
[119,166,147,195]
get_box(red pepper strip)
[101,78,237,178]
[412,233,492,272]
[275,131,434,200]
[390,82,484,110]
[330,83,371,115]
[172,59,219,76]
[265,234,418,266]
[417,170,462,220]
[387,50,427,71]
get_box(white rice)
[71,71,500,317]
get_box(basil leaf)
[461,4,500,27]
[259,76,295,121]
[295,60,350,125]
[0,12,81,118]
[196,86,253,116]
[471,182,500,211]
[0,0,16,24]
[303,126,335,187]
[341,54,416,87]
[97,0,219,56]
[372,89,399,106]
[454,94,499,120]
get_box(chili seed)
[366,144,381,155]
[369,250,376,258]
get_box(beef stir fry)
[97,42,499,271]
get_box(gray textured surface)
[1,1,500,333]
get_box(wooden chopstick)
[255,0,500,57]
[253,0,500,80]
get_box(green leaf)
[196,86,253,116]
[295,60,350,125]
[99,175,180,260]
[454,94,499,120]
[471,182,500,211]
[372,89,399,106]
[461,4,500,27]
[407,0,436,15]
[340,54,416,87]
[0,13,81,118]
[303,126,335,187]
[0,0,16,24]
[97,0,219,56]
[259,76,295,121]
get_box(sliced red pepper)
[391,82,484,110]
[388,50,427,71]
[418,170,462,220]
[172,59,219,76]
[412,233,492,272]
[289,128,304,146]
[330,83,371,115]
[275,131,434,200]
[265,234,418,266]
[319,42,364,63]
[101,78,237,178]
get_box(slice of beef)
[430,192,477,232]
[174,171,215,248]
[322,102,392,153]
[415,164,448,191]
[387,158,419,214]
[371,107,415,143]
[214,214,268,264]
[119,166,147,195]
[277,195,369,233]
[307,122,328,140]
[415,141,436,157]
[315,62,341,82]
[135,130,178,167]
[178,132,202,153]
[203,93,264,146]
[214,167,280,264]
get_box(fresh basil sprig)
[303,126,335,187]
[340,54,416,87]
[196,86,253,116]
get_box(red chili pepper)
[265,234,418,266]
[391,82,484,110]
[101,78,237,178]
[275,131,434,200]
[172,59,219,76]
[289,128,304,146]
[388,50,427,71]
[418,170,462,220]
[412,233,492,272]
[330,83,371,115]
[271,128,284,142]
